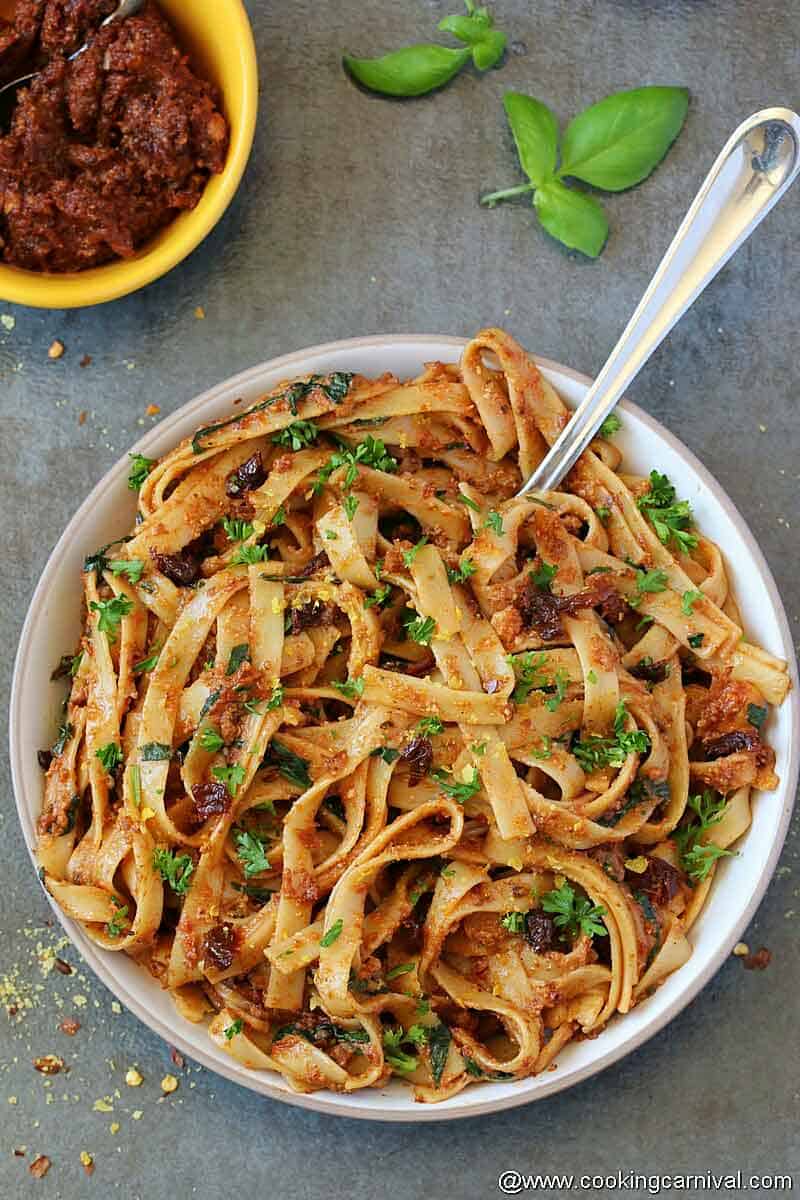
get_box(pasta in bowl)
[13,330,796,1118]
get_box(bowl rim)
[0,0,258,310]
[10,333,799,1122]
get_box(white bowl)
[10,336,799,1122]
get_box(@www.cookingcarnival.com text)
[497,1170,794,1194]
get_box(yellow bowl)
[0,0,258,309]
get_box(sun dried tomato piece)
[524,910,556,953]
[633,857,686,907]
[226,451,266,497]
[191,781,230,823]
[518,582,563,640]
[399,736,433,786]
[629,658,670,684]
[701,730,760,760]
[289,598,337,633]
[152,548,200,586]
[203,924,238,972]
[296,550,330,578]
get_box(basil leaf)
[227,644,250,676]
[438,14,506,70]
[343,45,471,98]
[559,86,689,191]
[503,92,559,187]
[471,29,506,71]
[140,742,172,762]
[534,179,608,258]
[427,1021,452,1087]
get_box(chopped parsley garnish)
[235,830,270,877]
[595,506,611,522]
[333,676,365,700]
[500,911,526,934]
[272,420,320,451]
[200,727,225,753]
[231,544,269,565]
[222,517,255,542]
[364,583,392,609]
[531,561,558,591]
[271,505,286,528]
[314,435,398,494]
[108,559,145,584]
[320,919,344,948]
[342,494,359,521]
[572,701,650,771]
[96,743,122,774]
[153,848,194,895]
[531,736,552,760]
[637,470,698,553]
[688,633,704,649]
[382,1029,418,1073]
[541,881,607,940]
[224,1019,244,1040]
[587,669,598,685]
[371,746,401,763]
[628,567,669,608]
[508,652,550,703]
[133,645,161,674]
[212,763,247,796]
[403,613,437,645]
[543,668,569,713]
[456,492,480,512]
[599,413,622,438]
[402,536,429,567]
[105,898,130,939]
[385,961,416,980]
[432,766,480,804]
[51,651,83,681]
[226,643,250,675]
[681,588,703,616]
[446,558,477,584]
[243,683,284,715]
[268,740,311,790]
[417,716,444,736]
[485,510,504,535]
[673,790,733,882]
[52,722,74,756]
[127,453,155,492]
[89,594,134,641]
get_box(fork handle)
[517,108,800,497]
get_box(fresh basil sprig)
[483,87,689,257]
[343,1,505,98]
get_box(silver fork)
[517,108,800,497]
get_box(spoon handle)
[517,107,800,497]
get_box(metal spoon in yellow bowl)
[0,0,145,128]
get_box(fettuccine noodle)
[36,330,789,1102]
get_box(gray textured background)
[1,0,799,1195]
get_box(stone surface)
[1,0,798,1195]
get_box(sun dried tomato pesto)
[0,0,228,271]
